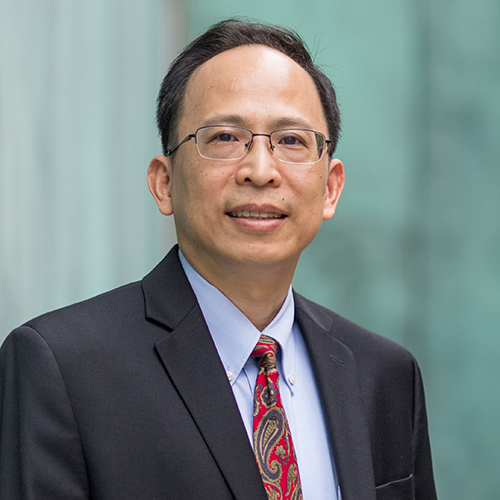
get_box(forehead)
[180,45,326,133]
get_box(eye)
[205,128,243,143]
[216,132,238,142]
[281,135,301,145]
[278,133,307,147]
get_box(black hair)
[156,18,341,157]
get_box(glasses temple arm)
[165,134,196,157]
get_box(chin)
[227,244,300,267]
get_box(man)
[0,19,437,500]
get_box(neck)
[181,249,298,331]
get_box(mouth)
[226,210,286,220]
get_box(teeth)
[228,211,283,219]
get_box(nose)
[235,135,282,187]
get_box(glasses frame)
[165,125,332,164]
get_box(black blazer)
[0,246,436,500]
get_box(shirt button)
[288,374,295,385]
[226,370,233,381]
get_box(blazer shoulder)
[294,291,416,367]
[5,281,145,354]
[5,247,189,357]
[26,281,142,328]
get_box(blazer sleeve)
[412,359,437,500]
[0,326,89,500]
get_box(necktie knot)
[251,335,279,369]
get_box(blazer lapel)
[295,293,376,500]
[142,247,267,500]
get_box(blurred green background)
[1,1,499,498]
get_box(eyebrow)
[199,114,246,128]
[273,117,314,130]
[198,114,315,130]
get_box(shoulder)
[294,292,418,376]
[26,281,143,333]
[2,281,150,361]
[12,246,186,342]
[2,247,191,363]
[294,292,424,434]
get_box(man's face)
[148,44,344,277]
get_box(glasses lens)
[196,126,251,160]
[271,129,325,164]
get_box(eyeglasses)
[165,125,331,165]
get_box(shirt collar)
[179,250,296,387]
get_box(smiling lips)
[227,210,285,219]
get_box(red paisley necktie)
[251,335,303,500]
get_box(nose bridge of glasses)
[247,132,275,153]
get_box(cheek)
[293,169,328,204]
[297,180,330,224]
[171,166,226,221]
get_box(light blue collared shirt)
[179,251,339,499]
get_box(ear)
[323,159,345,220]
[147,155,174,216]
